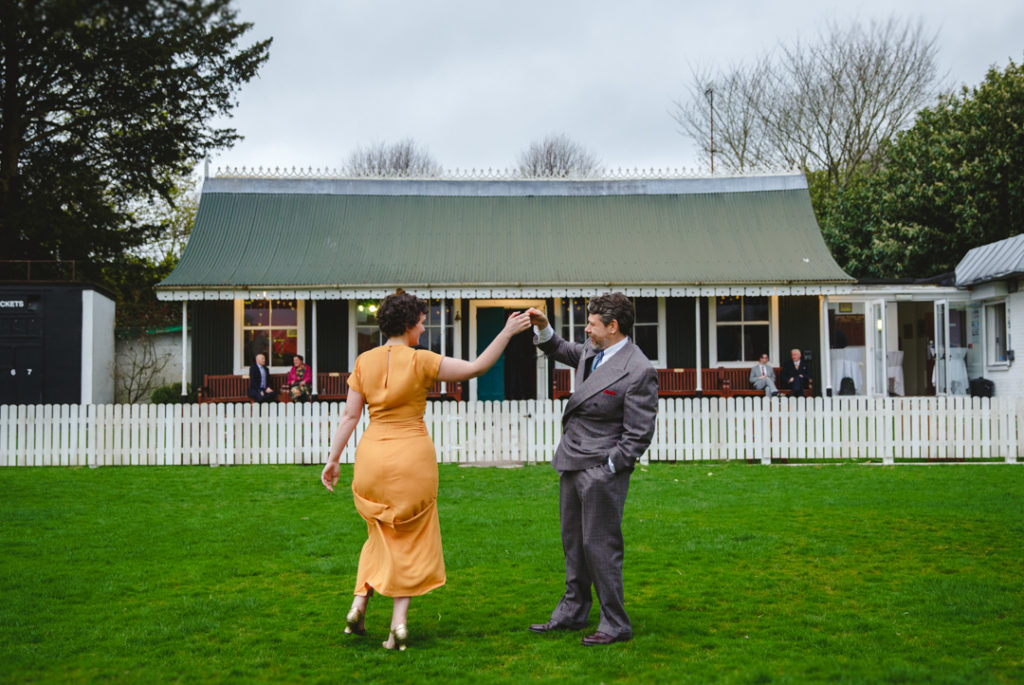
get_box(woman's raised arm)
[436,311,532,382]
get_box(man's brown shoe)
[581,631,631,646]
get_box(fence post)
[759,396,771,465]
[881,397,894,465]
[1006,397,1019,464]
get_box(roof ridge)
[202,174,809,197]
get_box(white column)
[80,289,94,404]
[181,301,188,398]
[440,299,447,395]
[311,299,319,397]
[821,295,832,396]
[695,297,703,394]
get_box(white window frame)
[233,299,305,374]
[347,298,460,370]
[984,299,1010,369]
[708,295,778,368]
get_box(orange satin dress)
[347,344,445,597]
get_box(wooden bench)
[551,367,812,399]
[198,372,344,404]
[719,367,812,397]
[197,372,461,403]
[554,367,731,399]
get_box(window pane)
[356,300,379,327]
[743,296,769,322]
[634,325,658,361]
[743,325,770,362]
[560,298,587,342]
[717,325,742,361]
[243,330,269,367]
[949,308,967,348]
[989,304,1007,363]
[244,300,269,326]
[428,299,442,326]
[357,326,379,355]
[717,296,741,322]
[271,299,297,326]
[634,297,658,323]
[269,328,297,366]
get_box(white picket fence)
[1,397,1022,467]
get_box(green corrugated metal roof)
[157,175,853,290]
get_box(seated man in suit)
[749,353,779,397]
[781,348,810,398]
[248,352,277,403]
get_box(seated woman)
[285,354,312,402]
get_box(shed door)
[0,344,43,404]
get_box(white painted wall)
[80,289,116,404]
[114,329,193,403]
[980,287,1024,397]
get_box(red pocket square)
[603,389,616,395]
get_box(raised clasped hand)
[504,311,533,336]
[525,307,548,329]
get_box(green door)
[476,308,505,401]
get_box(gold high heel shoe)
[344,588,373,636]
[383,624,408,651]
[344,606,366,636]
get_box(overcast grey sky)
[209,0,1023,175]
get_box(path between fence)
[2,397,1021,467]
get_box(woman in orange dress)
[321,291,531,650]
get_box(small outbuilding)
[0,282,115,404]
[953,234,1024,396]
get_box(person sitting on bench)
[781,348,810,398]
[248,353,277,403]
[749,353,780,397]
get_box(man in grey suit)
[750,352,780,397]
[526,293,658,646]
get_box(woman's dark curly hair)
[377,289,428,338]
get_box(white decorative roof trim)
[157,284,857,301]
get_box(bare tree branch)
[518,133,599,178]
[115,337,171,404]
[346,139,441,177]
[671,16,943,184]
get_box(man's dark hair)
[295,354,304,362]
[377,289,428,338]
[588,292,634,336]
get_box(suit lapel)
[563,343,633,417]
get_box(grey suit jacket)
[538,332,659,473]
[750,364,775,385]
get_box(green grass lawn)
[1,462,1022,684]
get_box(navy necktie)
[585,350,604,380]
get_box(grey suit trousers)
[549,464,633,638]
[752,377,777,397]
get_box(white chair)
[831,347,864,394]
[886,350,905,396]
[949,347,969,395]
